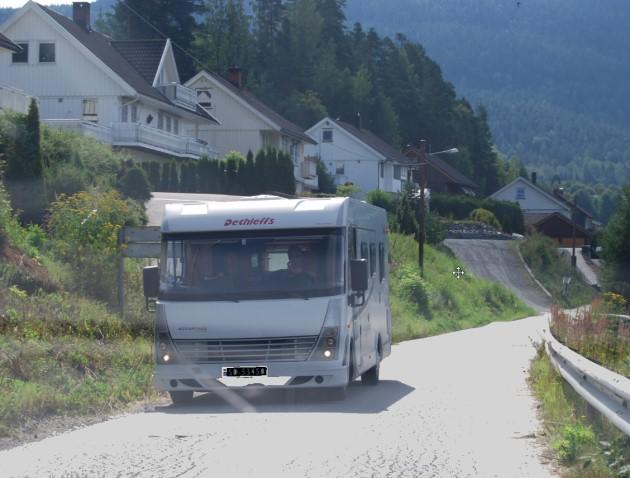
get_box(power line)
[117,0,207,69]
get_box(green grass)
[530,345,630,477]
[389,233,534,342]
[518,234,596,308]
[0,258,155,437]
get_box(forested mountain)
[345,0,630,186]
[1,0,512,196]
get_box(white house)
[305,117,413,198]
[490,175,571,227]
[185,69,318,193]
[0,1,219,161]
[0,31,32,114]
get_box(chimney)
[73,2,91,31]
[227,66,243,89]
[531,171,537,185]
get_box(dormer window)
[197,89,213,110]
[12,43,28,63]
[39,43,55,63]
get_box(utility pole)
[417,141,428,276]
[571,197,577,268]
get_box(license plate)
[222,366,268,378]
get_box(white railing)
[111,122,218,159]
[156,83,198,111]
[545,325,630,436]
[0,85,32,114]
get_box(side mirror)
[350,259,369,293]
[143,266,159,311]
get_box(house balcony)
[0,84,33,114]
[43,119,218,160]
[156,83,198,112]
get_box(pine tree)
[101,0,198,80]
[194,0,251,74]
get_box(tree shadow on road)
[151,380,414,415]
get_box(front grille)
[173,336,319,363]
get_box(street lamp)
[406,141,459,276]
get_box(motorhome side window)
[370,243,376,277]
[159,229,344,300]
[379,243,385,282]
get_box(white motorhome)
[143,196,392,403]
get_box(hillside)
[346,0,630,185]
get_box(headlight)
[155,305,179,365]
[309,298,343,361]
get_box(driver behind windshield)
[284,245,315,287]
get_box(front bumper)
[155,361,349,392]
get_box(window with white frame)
[166,116,172,133]
[130,104,138,122]
[516,187,526,200]
[158,112,164,129]
[82,99,97,122]
[394,165,402,180]
[38,42,55,63]
[12,43,28,63]
[197,89,213,110]
[121,104,128,122]
[173,118,179,135]
[322,129,333,142]
[335,161,345,175]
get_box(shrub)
[367,189,397,212]
[469,208,502,230]
[336,183,360,197]
[553,423,596,463]
[425,212,447,244]
[46,190,139,304]
[45,162,89,199]
[316,162,336,194]
[430,193,524,233]
[397,263,430,313]
[118,166,152,202]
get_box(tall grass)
[550,301,630,376]
[390,233,534,342]
[519,234,595,307]
[530,344,630,477]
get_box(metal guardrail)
[545,326,630,436]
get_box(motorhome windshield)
[160,228,344,301]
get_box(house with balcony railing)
[0,2,219,161]
[0,31,32,114]
[305,117,415,198]
[186,69,318,193]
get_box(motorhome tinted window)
[160,229,344,300]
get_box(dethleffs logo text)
[224,217,275,227]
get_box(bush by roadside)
[519,234,595,307]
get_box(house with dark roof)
[0,1,218,161]
[185,69,318,193]
[0,32,21,53]
[404,146,479,197]
[305,117,414,197]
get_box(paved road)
[1,315,556,478]
[146,192,243,226]
[445,239,552,313]
[559,248,600,287]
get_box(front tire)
[169,390,194,405]
[361,346,380,386]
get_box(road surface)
[559,248,600,288]
[1,315,556,478]
[445,239,552,313]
